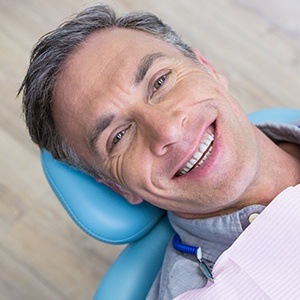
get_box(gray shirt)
[147,122,300,300]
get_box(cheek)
[182,78,223,107]
[122,146,163,195]
[115,147,145,187]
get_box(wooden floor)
[1,0,299,299]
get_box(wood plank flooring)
[1,0,299,299]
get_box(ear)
[96,176,143,204]
[193,49,228,89]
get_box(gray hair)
[19,4,196,178]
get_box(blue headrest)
[41,108,299,244]
[41,151,165,244]
[249,107,299,125]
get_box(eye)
[153,74,167,92]
[112,129,126,147]
[110,124,133,151]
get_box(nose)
[137,107,186,156]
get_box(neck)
[236,127,300,209]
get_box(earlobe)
[122,191,144,204]
[96,176,143,204]
[193,49,228,89]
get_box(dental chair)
[41,108,300,300]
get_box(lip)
[173,119,218,180]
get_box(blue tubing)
[173,233,198,256]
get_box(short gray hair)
[19,4,196,177]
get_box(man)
[19,4,300,299]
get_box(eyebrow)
[134,52,165,85]
[88,52,166,153]
[88,113,116,153]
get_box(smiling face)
[53,28,261,217]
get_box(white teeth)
[190,158,198,165]
[193,151,202,160]
[199,143,208,153]
[186,161,194,169]
[178,133,214,176]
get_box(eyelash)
[110,71,171,150]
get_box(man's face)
[53,28,260,217]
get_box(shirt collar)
[168,205,265,263]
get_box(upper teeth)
[178,133,214,176]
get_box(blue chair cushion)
[41,150,166,244]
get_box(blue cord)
[173,233,198,255]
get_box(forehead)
[79,26,180,58]
[55,27,183,103]
[54,27,184,117]
[70,27,180,71]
